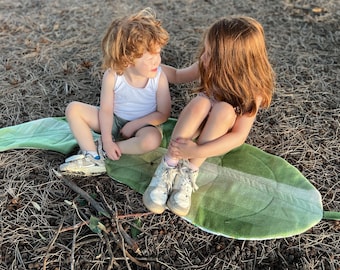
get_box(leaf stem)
[323,211,340,220]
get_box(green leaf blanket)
[1,117,338,239]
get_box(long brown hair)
[196,16,275,115]
[101,8,169,75]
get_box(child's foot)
[167,162,198,216]
[59,137,106,176]
[143,158,178,214]
[59,153,106,176]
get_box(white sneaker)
[59,153,106,176]
[59,137,106,176]
[143,158,178,214]
[167,161,198,216]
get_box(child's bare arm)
[99,70,122,160]
[161,62,199,84]
[154,71,172,121]
[99,70,115,143]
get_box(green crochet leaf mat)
[1,117,339,239]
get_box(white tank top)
[113,67,161,121]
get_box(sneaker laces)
[83,152,104,166]
[178,160,199,192]
[159,165,176,192]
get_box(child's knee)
[65,101,82,118]
[211,102,237,123]
[140,129,162,151]
[65,101,76,116]
[182,96,211,117]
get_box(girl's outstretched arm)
[161,62,199,84]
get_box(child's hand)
[103,141,121,160]
[120,121,138,138]
[169,138,197,160]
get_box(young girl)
[60,8,171,176]
[143,16,275,216]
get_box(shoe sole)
[167,193,190,217]
[59,167,106,177]
[143,189,166,214]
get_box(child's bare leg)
[65,101,100,152]
[165,101,236,216]
[161,96,212,216]
[60,102,105,176]
[116,126,162,154]
[171,96,211,140]
[142,125,177,214]
[190,101,237,167]
[143,97,212,216]
[165,96,211,166]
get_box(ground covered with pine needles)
[0,0,339,269]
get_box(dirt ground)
[0,0,339,269]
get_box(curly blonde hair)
[197,16,275,115]
[101,8,169,75]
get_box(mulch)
[0,0,339,269]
